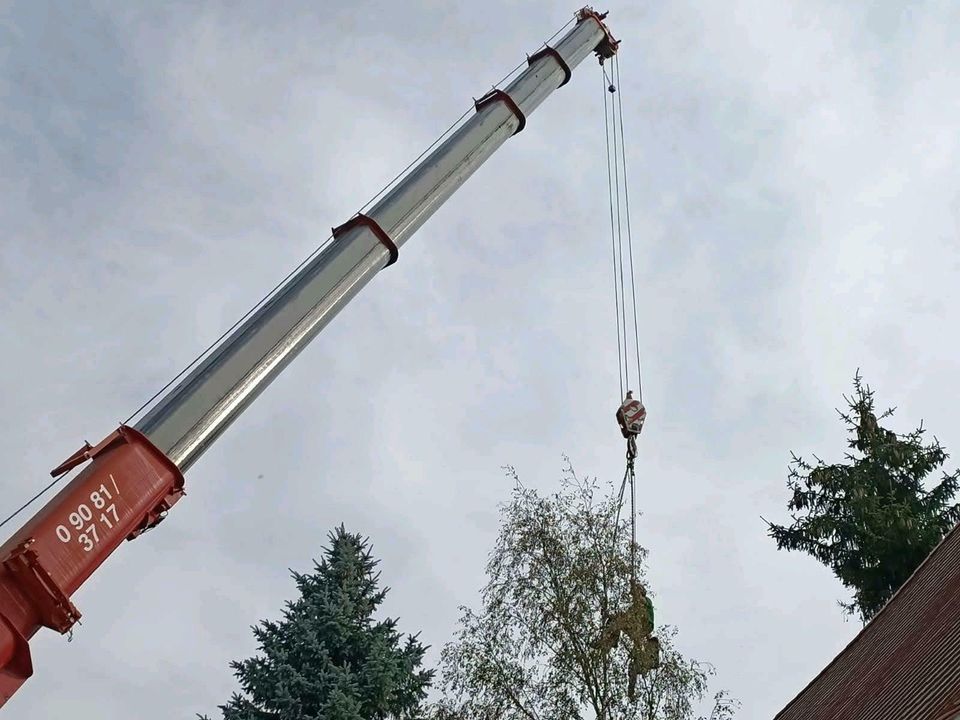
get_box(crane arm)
[0,7,618,708]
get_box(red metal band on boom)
[332,213,399,267]
[527,46,572,88]
[0,425,185,705]
[474,89,526,135]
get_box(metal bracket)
[332,213,399,267]
[474,89,526,135]
[50,429,124,477]
[127,490,184,540]
[576,6,620,60]
[527,45,572,88]
[2,541,80,634]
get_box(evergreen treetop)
[768,372,960,621]
[202,525,433,720]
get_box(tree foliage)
[768,372,960,622]
[431,462,736,720]
[201,526,433,720]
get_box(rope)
[610,74,629,392]
[611,459,638,585]
[122,237,336,426]
[629,456,637,582]
[613,466,629,549]
[486,16,576,93]
[602,58,643,586]
[0,473,70,531]
[603,68,625,398]
[545,16,577,47]
[360,109,473,215]
[615,56,643,401]
[602,61,643,404]
[0,12,582,534]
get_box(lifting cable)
[603,55,644,584]
[603,56,642,404]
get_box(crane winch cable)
[603,54,643,583]
[603,67,625,399]
[603,58,642,404]
[615,56,643,403]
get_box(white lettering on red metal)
[54,481,123,553]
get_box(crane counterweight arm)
[0,6,619,708]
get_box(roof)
[775,522,960,720]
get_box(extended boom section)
[135,8,618,472]
[0,7,618,708]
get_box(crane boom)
[0,7,618,708]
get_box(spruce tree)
[768,372,960,622]
[201,526,433,720]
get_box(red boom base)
[0,426,184,706]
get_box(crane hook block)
[616,391,646,438]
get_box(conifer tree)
[768,372,960,621]
[201,526,433,720]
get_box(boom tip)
[576,6,621,60]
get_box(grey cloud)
[2,1,958,718]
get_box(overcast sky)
[2,1,959,718]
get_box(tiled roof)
[775,523,960,720]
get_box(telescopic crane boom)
[0,7,619,707]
